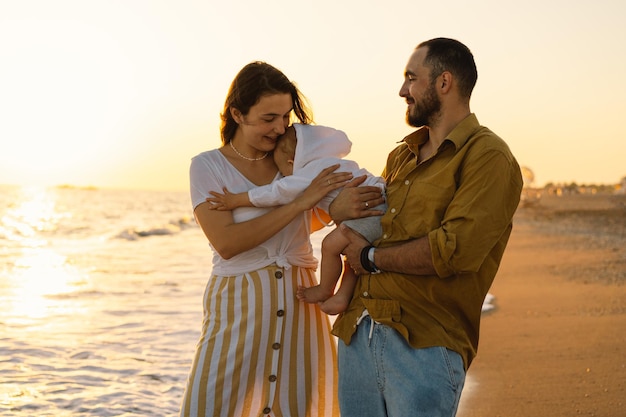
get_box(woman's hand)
[328,176,385,223]
[293,164,353,210]
[195,164,352,260]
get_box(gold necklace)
[229,141,269,161]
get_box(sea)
[0,184,344,416]
[0,184,487,416]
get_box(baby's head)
[273,125,297,176]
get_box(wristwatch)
[360,245,381,274]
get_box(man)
[329,38,523,416]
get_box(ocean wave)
[115,216,195,240]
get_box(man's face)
[399,47,442,128]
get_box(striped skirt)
[180,264,339,417]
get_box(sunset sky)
[1,0,625,191]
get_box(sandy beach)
[458,192,626,416]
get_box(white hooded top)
[248,123,385,212]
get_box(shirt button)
[263,407,271,414]
[391,208,396,213]
[268,375,277,382]
[272,342,281,350]
[404,180,410,185]
[274,271,283,279]
[363,291,369,297]
[276,309,285,317]
[383,234,388,239]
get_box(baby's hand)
[206,188,237,211]
[206,188,249,211]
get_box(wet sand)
[458,193,626,417]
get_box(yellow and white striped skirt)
[180,264,339,417]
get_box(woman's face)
[238,93,293,153]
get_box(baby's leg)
[320,265,357,315]
[297,228,349,304]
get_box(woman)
[180,62,349,417]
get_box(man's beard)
[406,83,441,128]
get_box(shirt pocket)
[384,177,457,240]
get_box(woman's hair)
[417,38,478,99]
[220,61,312,144]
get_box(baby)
[209,123,386,314]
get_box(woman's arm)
[195,165,352,259]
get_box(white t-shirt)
[189,149,318,276]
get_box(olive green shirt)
[332,114,523,370]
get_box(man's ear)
[440,71,452,94]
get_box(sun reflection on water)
[1,186,87,324]
[5,247,87,323]
[1,185,71,242]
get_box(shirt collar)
[402,113,480,156]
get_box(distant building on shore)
[543,180,622,196]
[519,168,624,205]
[617,176,626,194]
[520,166,541,206]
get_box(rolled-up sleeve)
[429,149,522,277]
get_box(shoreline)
[458,193,625,416]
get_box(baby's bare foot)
[297,285,333,304]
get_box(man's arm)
[340,224,436,276]
[344,150,522,278]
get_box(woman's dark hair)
[220,61,312,144]
[417,38,478,99]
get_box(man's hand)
[339,223,371,275]
[329,175,385,223]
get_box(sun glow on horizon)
[0,16,144,188]
[1,1,625,190]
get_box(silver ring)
[365,201,369,208]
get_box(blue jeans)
[338,316,466,417]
